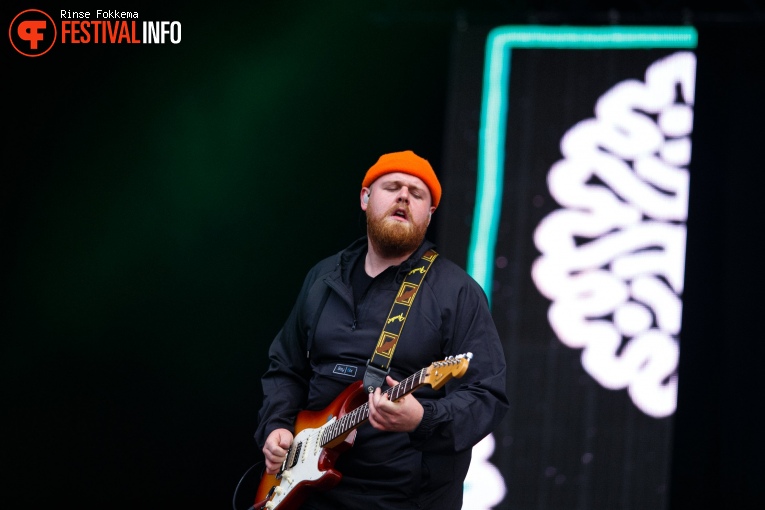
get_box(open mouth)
[391,208,409,221]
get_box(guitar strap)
[363,248,438,393]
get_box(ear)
[360,187,371,210]
[427,206,436,225]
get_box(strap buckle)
[363,360,390,393]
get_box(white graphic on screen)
[531,52,697,418]
[462,434,506,509]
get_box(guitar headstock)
[423,353,472,390]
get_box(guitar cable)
[232,460,263,510]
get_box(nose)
[396,187,410,203]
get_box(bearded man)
[253,150,508,510]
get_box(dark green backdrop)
[4,2,764,509]
[5,2,454,506]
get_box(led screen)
[440,25,698,510]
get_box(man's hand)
[368,375,424,432]
[262,428,294,474]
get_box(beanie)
[362,150,442,208]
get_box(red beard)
[366,205,428,259]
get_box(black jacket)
[255,237,509,509]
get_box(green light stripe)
[468,25,698,306]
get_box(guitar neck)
[320,367,426,447]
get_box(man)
[254,150,508,509]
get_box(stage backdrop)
[439,26,698,510]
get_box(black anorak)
[255,237,509,509]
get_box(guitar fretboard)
[319,367,426,446]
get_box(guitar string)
[318,358,463,447]
[319,368,425,447]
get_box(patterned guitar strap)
[362,248,438,393]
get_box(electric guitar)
[253,353,472,510]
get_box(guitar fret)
[341,414,349,433]
[355,406,366,426]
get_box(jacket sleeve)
[253,265,327,449]
[409,274,509,453]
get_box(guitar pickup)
[286,441,302,469]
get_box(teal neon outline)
[468,25,699,306]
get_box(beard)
[366,205,428,259]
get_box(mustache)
[385,203,411,219]
[365,203,412,222]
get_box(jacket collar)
[338,236,437,283]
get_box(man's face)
[364,172,434,258]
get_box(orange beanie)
[362,150,442,208]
